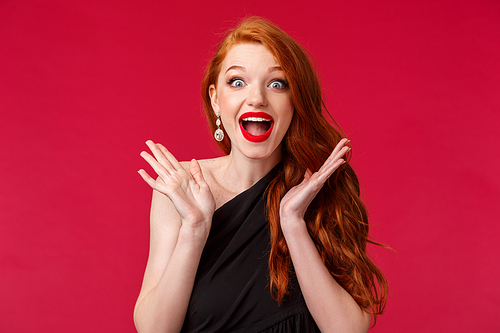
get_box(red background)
[1,0,499,332]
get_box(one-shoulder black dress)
[181,167,320,332]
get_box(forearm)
[283,219,370,333]
[134,227,207,333]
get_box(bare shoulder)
[179,157,227,186]
[182,157,232,209]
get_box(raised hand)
[279,138,351,233]
[138,140,216,232]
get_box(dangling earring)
[214,111,224,142]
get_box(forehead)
[221,43,280,72]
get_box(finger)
[316,139,349,172]
[146,140,173,167]
[340,138,350,147]
[189,159,207,186]
[314,150,346,179]
[330,139,350,160]
[332,146,351,162]
[316,158,345,184]
[293,169,312,189]
[317,147,349,175]
[145,140,175,174]
[301,169,313,183]
[138,169,158,189]
[140,150,171,181]
[330,138,349,156]
[324,142,351,167]
[157,143,184,171]
[334,139,351,161]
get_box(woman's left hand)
[279,138,350,233]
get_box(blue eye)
[269,80,288,89]
[228,78,245,87]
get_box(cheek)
[218,95,239,131]
[218,91,238,111]
[280,99,295,123]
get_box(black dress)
[181,166,320,333]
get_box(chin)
[239,140,283,162]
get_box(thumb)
[189,159,206,185]
[303,169,313,182]
[297,169,312,186]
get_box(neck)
[218,146,282,194]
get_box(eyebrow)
[225,65,245,74]
[268,66,282,73]
[224,65,283,74]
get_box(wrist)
[280,215,308,238]
[178,222,210,245]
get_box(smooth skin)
[134,43,370,333]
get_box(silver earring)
[214,111,224,142]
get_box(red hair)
[201,17,388,325]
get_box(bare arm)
[133,141,215,333]
[279,139,371,333]
[282,221,370,332]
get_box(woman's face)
[209,42,294,161]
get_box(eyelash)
[269,79,289,89]
[227,78,244,87]
[226,78,289,89]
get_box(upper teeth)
[241,117,271,122]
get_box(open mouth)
[239,112,274,142]
[241,117,272,135]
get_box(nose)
[246,83,267,108]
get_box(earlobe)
[209,84,218,112]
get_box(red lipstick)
[239,112,274,143]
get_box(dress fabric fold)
[181,166,320,333]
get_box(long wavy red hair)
[201,17,388,325]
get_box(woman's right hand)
[138,140,215,236]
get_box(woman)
[134,17,387,333]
